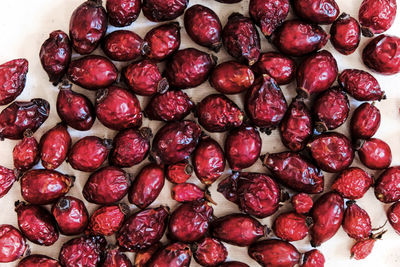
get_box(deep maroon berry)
[88,204,127,236]
[302,249,325,267]
[273,212,309,241]
[142,0,188,22]
[332,167,373,200]
[171,183,206,203]
[166,161,193,184]
[147,242,192,267]
[330,13,361,55]
[342,201,372,240]
[17,255,60,267]
[291,193,313,214]
[359,0,397,36]
[0,58,28,105]
[13,130,39,171]
[106,0,141,27]
[193,237,227,267]
[292,0,340,24]
[0,224,27,263]
[375,166,400,203]
[102,30,145,61]
[351,103,381,139]
[252,52,296,85]
[101,247,132,267]
[357,138,392,170]
[52,196,89,235]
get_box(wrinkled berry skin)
[252,52,296,85]
[0,166,16,199]
[13,130,39,171]
[194,237,227,267]
[102,30,145,61]
[343,201,372,240]
[332,167,373,200]
[357,138,392,170]
[117,206,169,252]
[387,201,400,234]
[0,59,28,105]
[262,152,324,194]
[166,161,193,184]
[69,0,107,54]
[272,20,328,57]
[248,239,301,267]
[169,201,213,243]
[310,192,344,247]
[15,202,58,246]
[17,255,60,267]
[52,196,89,236]
[330,13,361,55]
[307,132,354,173]
[297,50,338,97]
[134,242,162,267]
[185,5,222,51]
[338,69,384,101]
[375,166,400,203]
[249,0,289,37]
[293,0,340,24]
[39,31,71,85]
[96,86,142,130]
[196,94,244,132]
[152,120,201,165]
[291,193,313,214]
[145,90,194,122]
[273,212,308,241]
[0,224,26,263]
[20,169,73,205]
[68,136,111,172]
[359,0,397,36]
[279,98,312,152]
[147,242,192,267]
[219,262,249,267]
[225,126,261,171]
[143,0,188,22]
[0,98,50,140]
[210,214,265,246]
[83,166,130,205]
[302,249,325,267]
[106,0,141,27]
[210,61,254,94]
[362,35,400,75]
[351,238,376,260]
[102,247,132,267]
[129,163,165,209]
[144,22,181,61]
[88,204,127,236]
[172,183,205,202]
[351,103,381,139]
[222,13,260,65]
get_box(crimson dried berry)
[106,0,141,27]
[52,196,89,235]
[219,262,249,267]
[330,13,361,55]
[88,204,127,236]
[387,201,400,234]
[374,166,400,203]
[351,103,381,139]
[0,224,27,263]
[172,183,206,203]
[357,138,392,170]
[142,0,188,22]
[101,247,132,267]
[13,130,39,171]
[0,58,28,105]
[102,30,145,61]
[351,238,377,260]
[17,255,60,267]
[292,0,340,24]
[193,237,227,267]
[301,249,325,267]
[147,242,192,267]
[273,212,309,241]
[359,0,397,36]
[332,167,373,200]
[342,201,372,240]
[252,52,296,85]
[166,161,193,184]
[291,193,313,214]
[0,166,16,199]
[134,242,162,267]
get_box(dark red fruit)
[184,5,222,51]
[310,192,344,247]
[117,206,169,251]
[374,166,400,203]
[215,0,242,2]
[147,242,192,267]
[388,201,400,234]
[193,237,227,267]
[252,52,296,85]
[88,204,127,236]
[222,13,260,65]
[0,224,27,263]
[210,61,254,94]
[273,212,308,241]
[210,214,265,246]
[0,98,49,140]
[172,183,206,203]
[166,161,193,184]
[134,242,162,267]
[142,0,188,22]
[13,130,39,171]
[261,152,324,194]
[68,136,111,172]
[291,193,313,214]
[0,59,28,105]
[272,20,328,57]
[332,167,373,200]
[249,0,289,36]
[351,238,377,260]
[83,166,130,204]
[357,138,392,170]
[69,0,107,54]
[52,196,89,235]
[101,247,132,267]
[20,169,74,205]
[0,166,16,199]
[359,0,397,36]
[330,13,361,55]
[342,201,372,240]
[219,262,249,267]
[351,103,381,139]
[17,255,60,267]
[39,30,71,85]
[106,0,141,27]
[293,0,340,24]
[102,30,145,61]
[302,249,325,267]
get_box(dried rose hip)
[69,0,107,54]
[166,161,193,184]
[134,242,162,267]
[388,201,400,234]
[0,98,49,140]
[0,166,16,199]
[142,0,188,21]
[291,193,313,214]
[374,166,400,203]
[106,0,141,27]
[0,59,28,105]
[110,127,151,168]
[193,237,227,267]
[52,196,89,236]
[39,31,71,85]
[101,247,132,267]
[102,30,145,61]
[13,130,39,171]
[117,206,169,251]
[359,0,397,36]
[351,103,381,139]
[351,237,379,260]
[272,20,328,57]
[261,152,324,194]
[252,52,296,85]
[219,262,249,267]
[68,136,111,172]
[310,192,344,247]
[342,201,372,240]
[357,138,392,170]
[330,13,361,55]
[332,167,373,200]
[88,204,127,236]
[222,13,260,65]
[210,213,265,246]
[0,224,27,263]
[17,254,60,267]
[293,0,340,24]
[20,169,74,205]
[172,183,206,202]
[83,166,130,204]
[273,212,308,241]
[302,249,325,267]
[147,242,192,267]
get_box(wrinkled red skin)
[117,206,169,252]
[143,0,188,22]
[210,61,254,94]
[215,0,242,2]
[297,50,338,97]
[0,166,16,199]
[332,167,373,200]
[106,0,141,27]
[83,166,130,205]
[128,163,165,209]
[96,86,142,130]
[225,126,261,171]
[307,132,354,173]
[0,59,28,105]
[194,237,227,267]
[359,0,397,36]
[69,0,107,54]
[0,225,26,263]
[67,55,117,90]
[20,169,73,205]
[152,120,201,165]
[330,13,361,55]
[145,90,194,122]
[39,31,71,85]
[88,204,126,236]
[291,193,313,214]
[102,30,145,61]
[102,247,132,267]
[248,239,301,267]
[147,242,192,267]
[273,212,308,241]
[387,201,400,234]
[17,255,60,267]
[358,138,392,170]
[68,136,111,172]
[210,214,265,246]
[52,196,89,236]
[168,201,213,243]
[172,183,205,202]
[110,128,151,168]
[272,20,328,57]
[351,238,376,260]
[144,22,181,61]
[293,0,340,24]
[166,161,193,184]
[249,0,289,37]
[338,69,385,101]
[310,192,344,247]
[0,98,50,140]
[218,262,249,267]
[134,242,162,267]
[196,94,244,132]
[222,13,260,65]
[13,131,39,171]
[362,35,400,75]
[279,98,312,152]
[351,103,381,139]
[184,5,222,51]
[262,152,324,194]
[252,52,296,85]
[375,166,400,203]
[343,201,372,240]
[301,249,325,267]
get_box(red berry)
[166,161,193,184]
[88,204,127,236]
[219,262,249,267]
[17,255,60,267]
[291,193,313,214]
[357,138,392,170]
[252,52,296,85]
[342,201,372,240]
[359,0,397,36]
[147,242,192,267]
[273,212,309,241]
[0,166,17,199]
[387,201,400,234]
[101,247,132,267]
[52,196,89,235]
[106,0,141,27]
[102,30,145,62]
[330,13,361,55]
[332,167,373,200]
[0,58,28,105]
[351,103,381,139]
[351,237,380,260]
[375,166,400,203]
[13,130,39,171]
[172,183,206,203]
[301,249,325,267]
[142,0,188,22]
[193,237,228,267]
[292,0,340,24]
[134,242,162,267]
[0,224,27,263]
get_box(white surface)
[0,0,399,266]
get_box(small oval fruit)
[252,52,296,85]
[134,242,162,267]
[88,204,127,236]
[342,201,372,240]
[302,249,325,267]
[193,237,227,267]
[292,0,340,24]
[172,183,206,203]
[330,13,361,55]
[0,166,17,199]
[273,212,309,241]
[106,0,141,27]
[0,58,28,105]
[357,138,392,170]
[166,161,193,184]
[101,247,132,267]
[332,167,373,200]
[13,130,39,171]
[351,103,381,139]
[359,0,397,36]
[102,30,145,61]
[142,0,188,22]
[387,201,400,234]
[374,166,400,203]
[291,193,313,214]
[17,254,60,267]
[147,242,192,267]
[0,224,27,263]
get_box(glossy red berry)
[166,161,193,184]
[0,224,27,263]
[301,249,325,267]
[342,201,372,240]
[0,58,28,105]
[359,0,397,36]
[134,242,162,267]
[147,242,192,267]
[331,167,373,200]
[351,103,381,139]
[273,212,308,241]
[351,238,376,260]
[142,0,188,22]
[252,52,296,85]
[193,237,228,267]
[52,196,89,235]
[88,204,127,236]
[106,0,141,27]
[101,247,132,267]
[330,13,361,55]
[357,138,392,170]
[219,262,249,267]
[172,183,206,203]
[102,30,145,61]
[387,201,400,234]
[17,255,60,267]
[374,166,400,203]
[13,130,39,171]
[291,193,313,214]
[292,0,340,24]
[0,166,16,199]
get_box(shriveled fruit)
[357,138,392,170]
[359,0,397,36]
[88,204,127,236]
[339,69,385,101]
[101,247,132,267]
[302,249,325,267]
[13,130,39,171]
[172,183,206,203]
[342,201,372,240]
[350,231,386,260]
[374,166,400,203]
[102,30,145,61]
[291,193,313,214]
[193,237,227,267]
[292,0,340,24]
[330,13,361,55]
[134,242,162,267]
[0,224,27,263]
[0,166,17,199]
[351,103,381,139]
[166,161,193,184]
[17,254,60,267]
[106,0,141,27]
[142,0,188,22]
[387,201,400,234]
[0,58,28,105]
[332,167,373,200]
[252,52,296,85]
[147,242,192,267]
[219,262,249,267]
[273,212,308,241]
